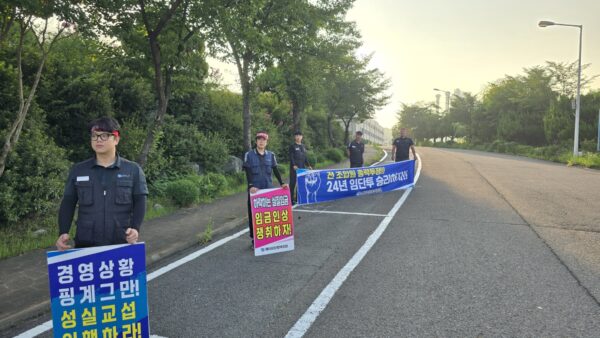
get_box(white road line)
[147,229,248,281]
[285,154,422,338]
[13,321,52,338]
[294,209,387,217]
[373,149,388,165]
[14,229,249,338]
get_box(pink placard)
[250,187,294,256]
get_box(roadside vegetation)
[0,2,390,258]
[395,61,599,170]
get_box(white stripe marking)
[285,154,421,338]
[14,229,249,337]
[15,148,394,337]
[294,209,387,217]
[13,321,52,338]
[147,229,248,281]
[372,150,388,165]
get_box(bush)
[185,173,228,199]
[0,115,70,226]
[199,173,228,198]
[324,147,344,162]
[159,118,230,175]
[165,179,198,207]
[119,119,170,182]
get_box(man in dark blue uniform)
[244,131,288,245]
[392,127,417,162]
[55,117,148,250]
[289,130,311,204]
[347,131,365,168]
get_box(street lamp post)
[433,88,451,113]
[539,20,583,156]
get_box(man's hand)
[249,187,259,194]
[281,183,289,189]
[293,165,298,170]
[125,228,139,244]
[56,233,72,251]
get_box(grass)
[145,197,178,220]
[430,140,600,170]
[0,156,348,260]
[199,219,213,244]
[566,152,600,169]
[0,212,73,259]
[368,145,385,165]
[0,175,247,260]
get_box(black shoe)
[250,239,254,248]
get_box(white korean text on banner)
[251,187,294,256]
[47,243,149,337]
[296,160,415,205]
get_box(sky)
[208,0,600,128]
[346,0,600,127]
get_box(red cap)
[256,132,269,140]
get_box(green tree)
[448,92,478,142]
[481,67,555,145]
[333,54,390,145]
[0,4,74,177]
[545,60,598,98]
[209,0,347,151]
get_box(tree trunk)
[136,0,183,167]
[326,113,336,147]
[0,20,48,178]
[137,35,171,167]
[292,100,301,133]
[241,77,252,151]
[343,119,351,146]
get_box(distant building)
[383,127,393,145]
[342,119,385,145]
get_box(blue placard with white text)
[297,160,415,205]
[47,243,149,338]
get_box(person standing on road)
[289,130,312,205]
[244,131,289,245]
[347,131,365,168]
[55,117,148,251]
[392,127,417,162]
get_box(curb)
[146,216,247,266]
[0,216,248,334]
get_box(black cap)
[294,130,302,135]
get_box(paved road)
[7,147,600,337]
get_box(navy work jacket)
[63,155,148,246]
[243,149,278,189]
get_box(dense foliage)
[396,62,599,149]
[0,1,390,229]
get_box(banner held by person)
[251,187,294,256]
[296,160,415,205]
[47,243,149,338]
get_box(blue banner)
[47,243,149,338]
[297,160,415,205]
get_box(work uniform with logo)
[58,155,148,247]
[347,140,365,168]
[393,137,414,162]
[289,143,310,203]
[243,149,284,238]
